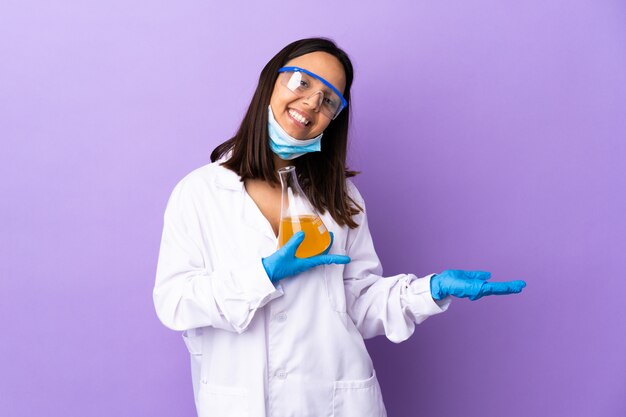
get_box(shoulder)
[168,161,241,205]
[177,161,239,190]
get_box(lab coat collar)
[212,155,277,243]
[213,151,244,191]
[213,163,244,191]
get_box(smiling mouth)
[288,109,311,126]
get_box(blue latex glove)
[262,231,351,282]
[430,270,526,301]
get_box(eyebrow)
[301,72,334,94]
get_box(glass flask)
[277,166,331,258]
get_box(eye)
[323,97,336,107]
[296,72,315,90]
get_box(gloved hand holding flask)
[430,270,526,300]
[262,165,351,282]
[262,231,350,282]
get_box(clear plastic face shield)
[278,66,348,120]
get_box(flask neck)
[278,165,312,220]
[278,166,302,194]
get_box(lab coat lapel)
[213,164,277,244]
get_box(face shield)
[278,66,347,120]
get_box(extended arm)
[341,183,451,343]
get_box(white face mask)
[267,106,323,160]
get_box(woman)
[153,37,526,417]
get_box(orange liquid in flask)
[278,215,331,258]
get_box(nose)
[302,91,324,112]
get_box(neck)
[273,154,292,171]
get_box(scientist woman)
[153,38,526,417]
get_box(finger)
[284,231,306,254]
[322,232,334,255]
[479,281,526,297]
[311,254,351,265]
[462,270,492,281]
[509,280,527,289]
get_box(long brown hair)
[211,37,362,228]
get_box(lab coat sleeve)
[343,182,451,343]
[153,178,282,334]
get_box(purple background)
[1,1,625,416]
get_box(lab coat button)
[275,369,287,379]
[276,312,287,322]
[201,378,207,384]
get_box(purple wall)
[1,1,624,416]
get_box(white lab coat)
[153,159,451,417]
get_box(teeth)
[289,109,309,125]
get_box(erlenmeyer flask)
[277,166,331,258]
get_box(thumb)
[283,231,306,255]
[321,232,334,255]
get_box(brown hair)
[211,37,362,228]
